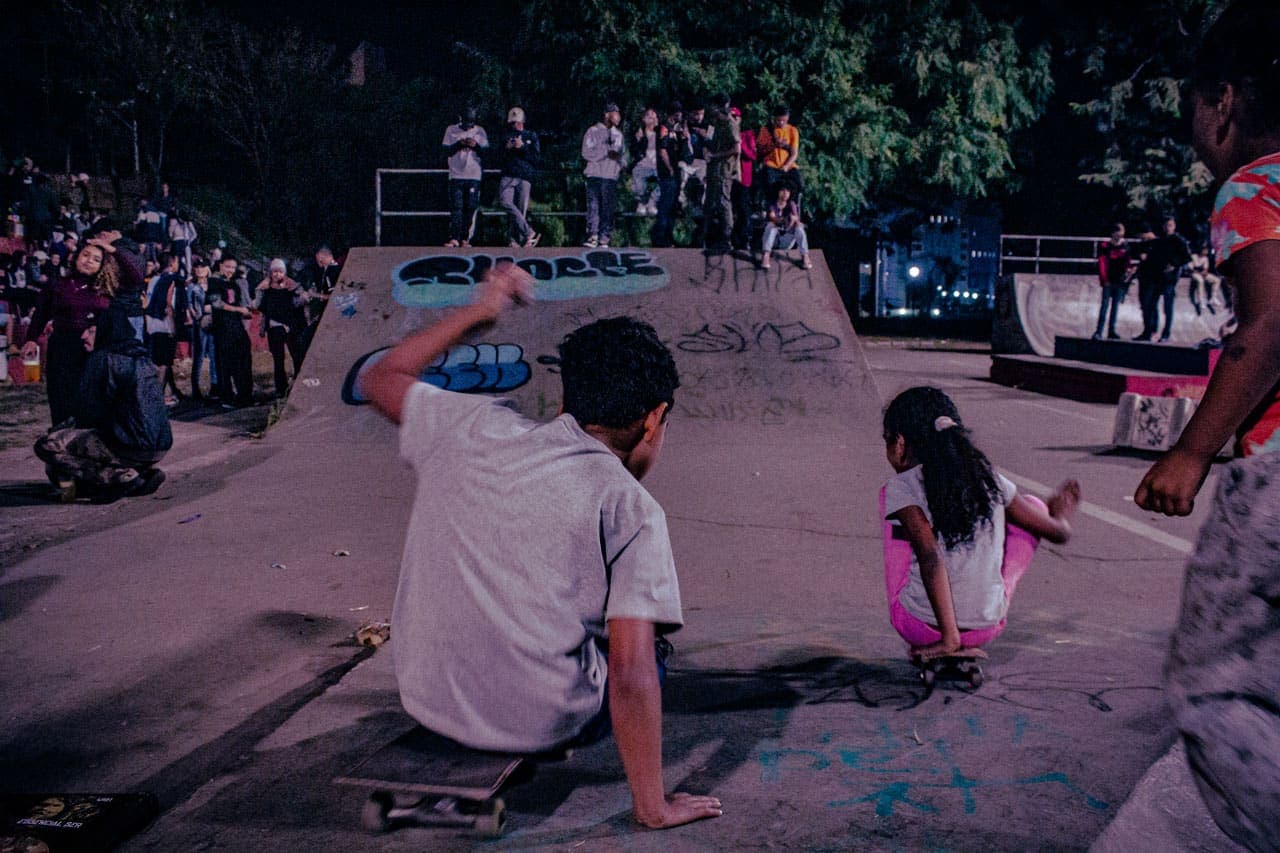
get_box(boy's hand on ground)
[635,792,722,829]
[1048,479,1081,520]
[1135,448,1210,517]
[473,262,534,322]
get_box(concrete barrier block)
[1112,392,1198,451]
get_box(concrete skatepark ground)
[0,248,1237,850]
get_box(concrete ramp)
[994,273,1230,357]
[281,246,887,661]
[0,246,1185,849]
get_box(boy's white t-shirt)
[393,381,683,752]
[884,465,1017,628]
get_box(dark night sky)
[212,0,521,68]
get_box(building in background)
[861,204,1001,319]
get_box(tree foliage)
[510,0,1053,219]
[60,0,208,179]
[32,0,1060,249]
[1070,0,1223,226]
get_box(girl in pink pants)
[880,387,1079,659]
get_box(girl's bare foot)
[1048,479,1081,520]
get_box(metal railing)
[376,167,652,246]
[999,233,1103,275]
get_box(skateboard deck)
[910,647,988,688]
[335,727,534,837]
[0,792,158,852]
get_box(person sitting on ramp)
[361,262,722,829]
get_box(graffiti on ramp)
[340,342,533,404]
[391,250,669,308]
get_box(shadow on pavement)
[0,574,61,622]
[0,610,368,813]
[0,480,57,507]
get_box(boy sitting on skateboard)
[362,262,722,830]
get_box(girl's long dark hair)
[884,386,1002,549]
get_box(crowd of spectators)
[3,156,340,417]
[2,155,343,500]
[440,95,812,268]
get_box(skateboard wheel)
[361,791,393,832]
[473,800,507,837]
[969,669,984,688]
[920,667,936,688]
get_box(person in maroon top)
[22,230,145,426]
[1093,222,1132,340]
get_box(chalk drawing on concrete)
[392,251,669,308]
[761,718,1110,818]
[340,342,532,405]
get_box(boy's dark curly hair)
[558,316,679,428]
[883,386,1002,549]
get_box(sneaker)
[54,479,76,504]
[1159,333,1171,342]
[761,252,771,271]
[443,239,460,247]
[599,237,610,248]
[583,235,599,248]
[509,239,522,248]
[124,468,166,498]
[1107,332,1120,340]
[524,232,541,248]
[801,256,813,270]
[646,201,659,216]
[636,203,648,215]
[460,240,471,248]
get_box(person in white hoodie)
[581,102,625,248]
[441,107,489,247]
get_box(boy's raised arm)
[363,263,533,425]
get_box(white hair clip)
[934,416,958,432]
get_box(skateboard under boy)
[334,726,555,837]
[910,647,988,689]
